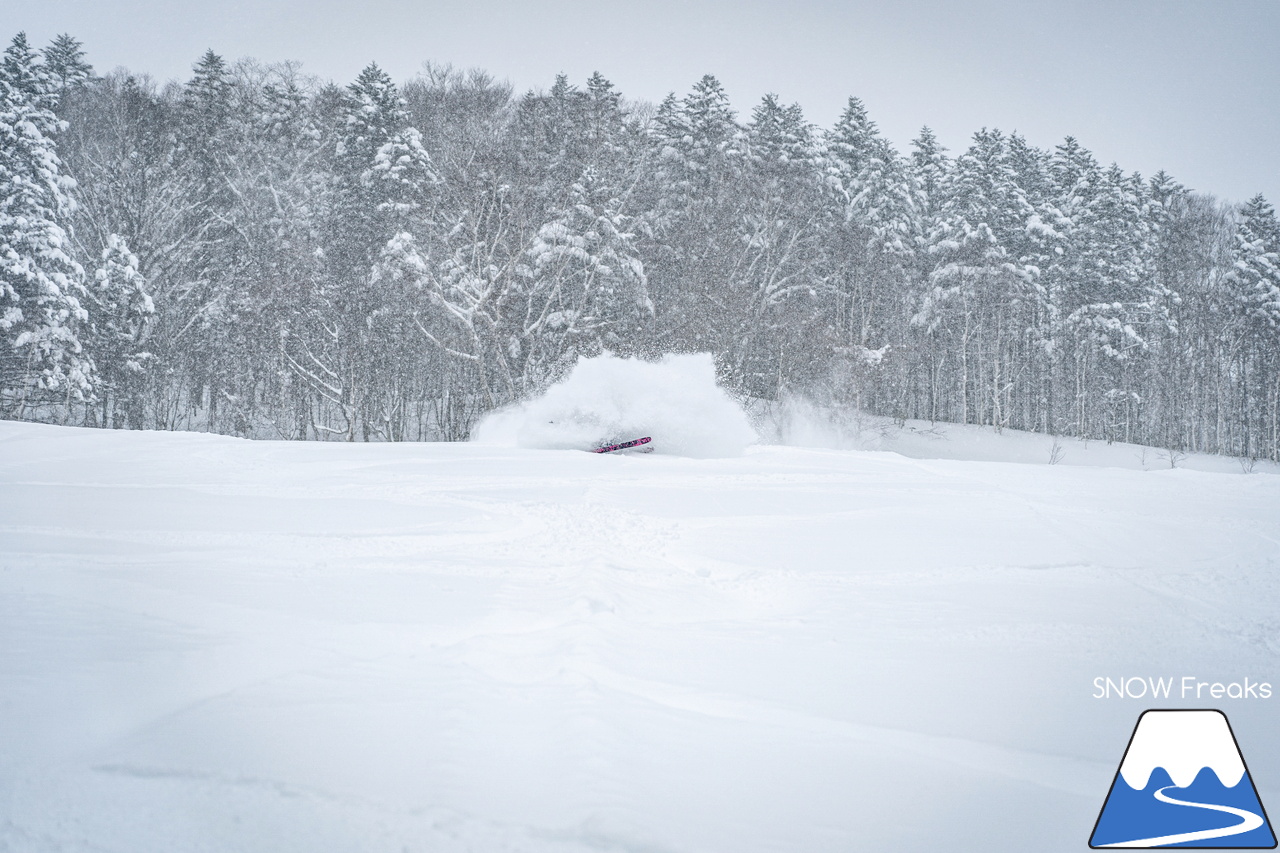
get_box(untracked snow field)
[2,419,1279,852]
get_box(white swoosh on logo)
[1098,785,1265,848]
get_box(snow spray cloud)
[472,353,757,458]
[750,392,888,451]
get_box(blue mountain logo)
[1091,709,1276,848]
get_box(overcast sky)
[6,0,1279,204]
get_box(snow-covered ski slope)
[2,420,1278,852]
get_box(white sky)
[7,0,1279,204]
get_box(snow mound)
[472,353,757,457]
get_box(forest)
[3,32,1278,457]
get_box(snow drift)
[4,420,1280,853]
[472,353,757,457]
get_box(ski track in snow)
[1,422,1279,852]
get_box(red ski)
[593,436,652,454]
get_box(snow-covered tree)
[909,127,949,225]
[0,47,1270,456]
[669,74,740,169]
[823,97,916,409]
[271,62,444,440]
[825,97,880,179]
[825,96,916,270]
[328,64,421,267]
[337,63,405,168]
[644,76,748,362]
[650,74,743,229]
[0,33,92,414]
[41,33,93,103]
[83,234,152,426]
[516,167,651,383]
[1229,194,1280,331]
[724,93,827,393]
[748,94,813,168]
[1223,194,1280,457]
[369,125,437,217]
[916,128,1040,427]
[181,50,232,143]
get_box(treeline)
[3,33,1279,456]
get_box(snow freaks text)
[1093,677,1273,700]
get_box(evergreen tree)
[748,94,813,167]
[678,74,740,164]
[369,125,438,218]
[907,127,951,312]
[282,62,441,440]
[825,97,880,178]
[825,96,915,266]
[734,95,830,395]
[330,63,414,269]
[917,129,1039,427]
[41,33,93,102]
[0,33,92,413]
[645,76,746,360]
[1064,164,1150,439]
[1225,194,1280,457]
[909,127,949,223]
[170,50,244,431]
[181,50,232,143]
[338,63,405,168]
[825,99,914,346]
[0,49,1270,455]
[653,74,741,209]
[1136,170,1186,343]
[1230,194,1280,331]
